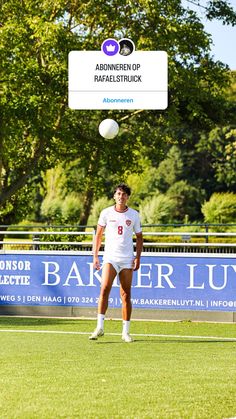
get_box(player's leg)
[89,263,117,340]
[98,263,117,314]
[119,268,134,342]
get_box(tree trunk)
[79,147,100,227]
[79,188,94,227]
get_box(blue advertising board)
[0,251,236,311]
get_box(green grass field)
[0,316,236,418]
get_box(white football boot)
[89,328,104,340]
[122,333,134,343]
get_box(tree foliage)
[206,0,236,25]
[202,192,236,223]
[88,197,114,226]
[140,194,176,224]
[0,0,235,225]
[154,146,184,193]
[167,180,205,222]
[197,126,236,191]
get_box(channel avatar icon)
[101,39,119,56]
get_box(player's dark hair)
[114,183,131,196]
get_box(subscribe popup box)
[68,51,168,110]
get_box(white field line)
[0,329,236,341]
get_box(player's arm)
[93,225,104,270]
[133,232,143,271]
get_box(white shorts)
[103,259,134,274]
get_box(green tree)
[205,0,236,24]
[166,180,205,222]
[202,192,236,223]
[41,196,62,223]
[154,146,184,193]
[125,160,161,208]
[139,194,176,224]
[1,0,235,225]
[197,126,236,191]
[88,197,114,226]
[61,193,83,223]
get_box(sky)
[182,0,236,70]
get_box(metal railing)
[0,230,95,251]
[0,228,235,253]
[140,231,236,253]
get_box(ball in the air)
[99,119,119,139]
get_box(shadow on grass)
[136,338,236,344]
[97,339,236,344]
[0,316,94,327]
[97,341,124,345]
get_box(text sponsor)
[0,254,236,311]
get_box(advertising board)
[0,252,236,311]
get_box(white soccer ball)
[98,119,119,139]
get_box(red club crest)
[126,219,131,226]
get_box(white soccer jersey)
[98,205,142,261]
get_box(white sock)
[97,314,105,330]
[122,320,130,335]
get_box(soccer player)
[89,183,143,343]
